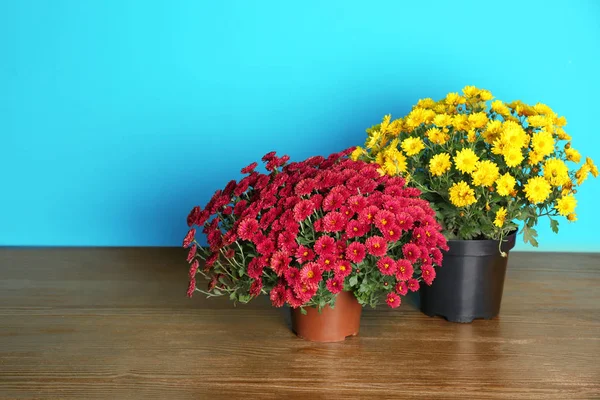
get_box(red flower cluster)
[184,149,448,308]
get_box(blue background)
[1,0,599,251]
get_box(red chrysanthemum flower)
[189,259,199,279]
[395,259,414,281]
[237,218,259,241]
[345,242,366,264]
[256,238,275,255]
[402,243,421,263]
[204,252,218,270]
[183,228,196,248]
[291,200,313,224]
[262,151,277,162]
[421,264,436,286]
[269,283,287,307]
[187,244,197,263]
[186,278,196,298]
[277,231,298,253]
[241,161,258,174]
[326,277,344,294]
[395,281,408,296]
[347,195,368,214]
[346,219,368,238]
[295,245,315,264]
[270,251,291,276]
[247,258,264,279]
[322,211,346,233]
[365,236,387,257]
[395,211,414,231]
[323,191,345,211]
[249,279,262,297]
[407,278,420,292]
[315,235,336,256]
[318,254,336,271]
[225,249,235,259]
[284,267,300,285]
[374,210,394,232]
[286,288,305,308]
[358,205,380,226]
[293,281,318,302]
[310,194,324,209]
[386,292,401,308]
[334,240,347,259]
[430,248,443,265]
[377,256,397,276]
[382,224,402,242]
[187,206,201,227]
[295,179,316,196]
[334,260,352,278]
[300,262,323,288]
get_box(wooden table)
[1,249,599,399]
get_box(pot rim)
[444,230,517,257]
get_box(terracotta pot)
[291,291,362,342]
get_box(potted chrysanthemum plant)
[183,149,448,342]
[353,86,598,322]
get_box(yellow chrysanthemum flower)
[462,86,480,98]
[503,147,525,167]
[467,129,477,143]
[501,120,529,148]
[452,114,470,131]
[576,164,590,185]
[445,92,466,106]
[479,89,493,101]
[527,115,551,128]
[401,137,425,156]
[405,108,435,129]
[528,150,544,165]
[496,173,516,196]
[533,103,557,118]
[472,160,500,187]
[468,112,488,129]
[433,113,453,128]
[494,207,507,228]
[543,158,570,187]
[449,181,477,207]
[524,176,552,204]
[567,213,577,222]
[482,120,503,143]
[429,153,452,176]
[586,157,599,178]
[351,146,366,161]
[417,98,436,109]
[565,147,581,163]
[491,100,510,116]
[555,127,572,141]
[366,131,382,150]
[554,116,567,127]
[426,127,449,145]
[454,148,480,174]
[531,130,555,157]
[382,147,407,175]
[554,194,577,216]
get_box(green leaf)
[348,276,358,287]
[550,218,559,234]
[522,225,539,247]
[300,307,307,315]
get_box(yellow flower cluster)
[354,86,598,241]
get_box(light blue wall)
[1,0,599,250]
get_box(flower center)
[381,219,388,225]
[340,265,346,271]
[384,263,390,269]
[389,230,395,236]
[303,251,308,256]
[307,271,314,278]
[353,227,358,232]
[325,259,330,265]
[374,243,380,248]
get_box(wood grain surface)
[0,248,599,399]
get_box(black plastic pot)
[419,232,517,323]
